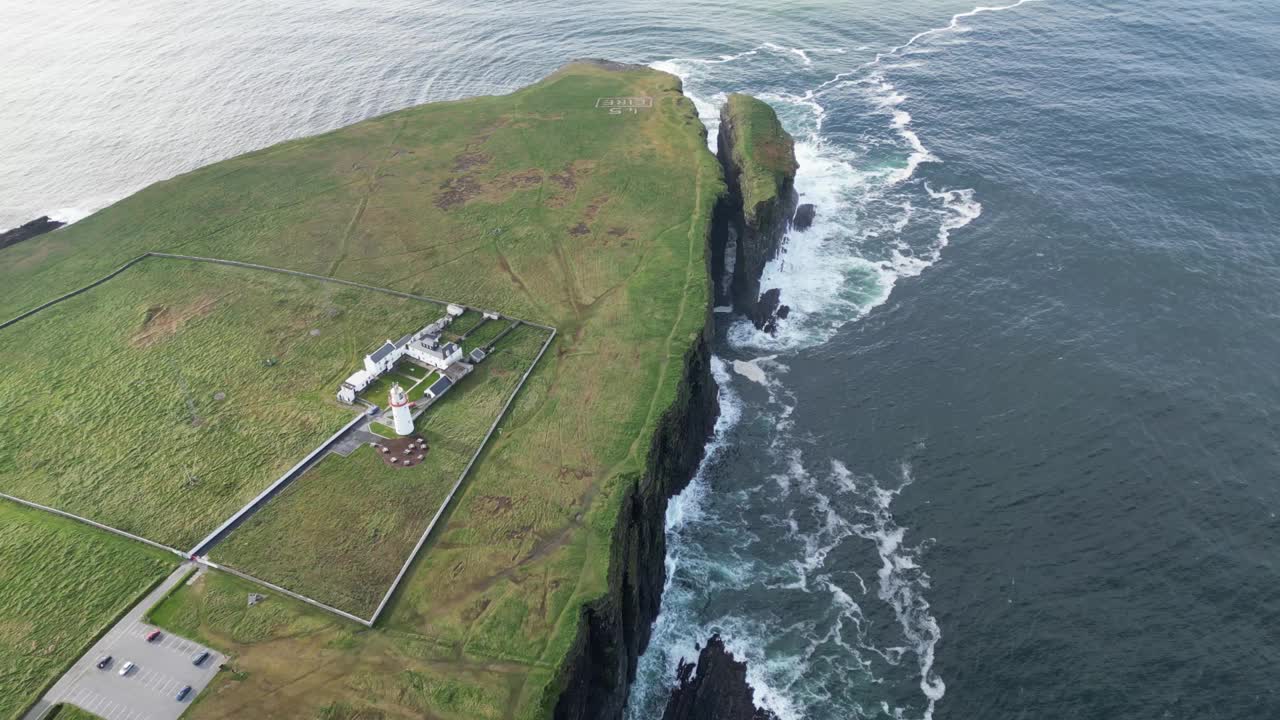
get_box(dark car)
[176,685,191,701]
[193,651,210,666]
[95,655,112,670]
[146,629,162,642]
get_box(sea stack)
[714,93,798,330]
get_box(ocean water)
[5,1,1280,718]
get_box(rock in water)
[792,203,816,231]
[661,635,778,720]
[0,216,64,250]
[751,288,788,334]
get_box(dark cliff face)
[661,636,779,720]
[712,95,798,325]
[551,326,720,720]
[0,216,64,251]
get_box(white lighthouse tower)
[389,382,414,436]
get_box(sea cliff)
[713,93,799,331]
[552,327,720,719]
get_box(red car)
[146,630,162,642]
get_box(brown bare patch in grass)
[130,295,219,348]
[568,223,590,236]
[435,175,483,210]
[453,151,491,171]
[500,169,543,190]
[607,226,628,237]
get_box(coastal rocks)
[792,203,816,231]
[661,636,779,720]
[0,216,64,250]
[750,288,789,335]
[712,94,799,331]
[553,326,720,720]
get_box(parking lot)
[27,564,225,720]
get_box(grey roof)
[427,376,453,396]
[443,342,460,355]
[394,333,414,348]
[469,348,487,362]
[368,341,397,363]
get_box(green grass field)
[213,326,548,617]
[0,259,445,549]
[461,318,511,354]
[2,61,720,718]
[0,501,176,720]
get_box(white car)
[118,661,135,677]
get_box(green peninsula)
[2,61,724,719]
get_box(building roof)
[427,376,453,396]
[442,342,460,355]
[394,333,414,348]
[469,348,486,363]
[368,341,397,363]
[344,370,374,386]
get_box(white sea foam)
[842,460,946,719]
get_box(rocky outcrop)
[713,94,798,328]
[551,317,720,720]
[792,203,816,231]
[0,216,64,250]
[750,288,790,335]
[661,635,779,720]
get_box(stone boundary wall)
[0,492,185,558]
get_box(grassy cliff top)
[721,93,798,218]
[2,60,722,719]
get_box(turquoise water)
[5,2,1280,718]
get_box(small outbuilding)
[425,376,453,400]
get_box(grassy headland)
[4,60,721,718]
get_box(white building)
[336,369,376,404]
[339,312,467,403]
[406,337,463,370]
[389,383,414,435]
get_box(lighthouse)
[389,382,414,436]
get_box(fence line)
[203,560,373,627]
[367,326,557,625]
[0,254,150,331]
[0,492,185,558]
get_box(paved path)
[23,563,225,720]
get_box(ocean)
[5,1,1280,718]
